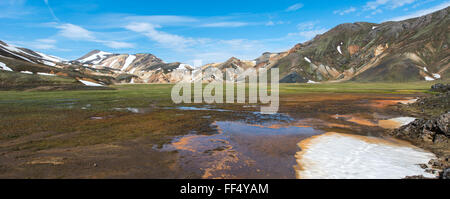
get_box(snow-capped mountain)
[265,6,449,83]
[1,6,449,86]
[0,40,66,67]
[76,50,113,65]
[73,50,195,83]
[0,40,116,89]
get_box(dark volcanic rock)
[390,113,449,144]
[442,168,450,179]
[431,83,450,93]
[279,72,308,83]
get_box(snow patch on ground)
[433,74,441,79]
[307,80,319,84]
[296,132,437,179]
[399,99,417,105]
[79,80,103,87]
[20,71,33,74]
[121,55,136,71]
[425,76,435,81]
[0,62,13,71]
[423,67,429,72]
[390,117,416,126]
[36,52,65,63]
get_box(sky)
[1,0,449,65]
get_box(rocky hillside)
[0,40,66,67]
[266,6,449,83]
[73,50,193,83]
[0,41,115,89]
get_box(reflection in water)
[158,96,430,179]
[162,121,322,179]
[368,98,418,108]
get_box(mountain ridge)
[1,6,449,86]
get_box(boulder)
[390,113,449,144]
[431,83,450,93]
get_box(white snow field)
[296,132,437,179]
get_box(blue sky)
[1,0,449,65]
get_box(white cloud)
[265,21,287,26]
[266,21,275,26]
[333,7,357,15]
[296,21,319,30]
[288,29,328,39]
[55,23,134,49]
[365,0,417,10]
[36,38,57,44]
[371,9,383,15]
[123,15,198,25]
[125,22,195,49]
[32,38,57,49]
[9,38,57,50]
[0,0,29,19]
[44,0,59,21]
[287,21,327,40]
[286,3,304,12]
[124,22,271,63]
[387,1,450,21]
[199,22,249,28]
[56,23,95,40]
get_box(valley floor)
[0,82,447,179]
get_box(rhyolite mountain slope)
[0,41,116,89]
[265,6,449,83]
[73,50,193,83]
[0,40,66,67]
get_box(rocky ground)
[390,84,450,179]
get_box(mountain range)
[0,6,448,88]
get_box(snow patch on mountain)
[0,62,13,71]
[121,55,136,71]
[79,80,103,87]
[42,60,56,67]
[36,52,65,63]
[79,51,112,64]
[304,57,312,63]
[37,72,55,76]
[0,45,35,63]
